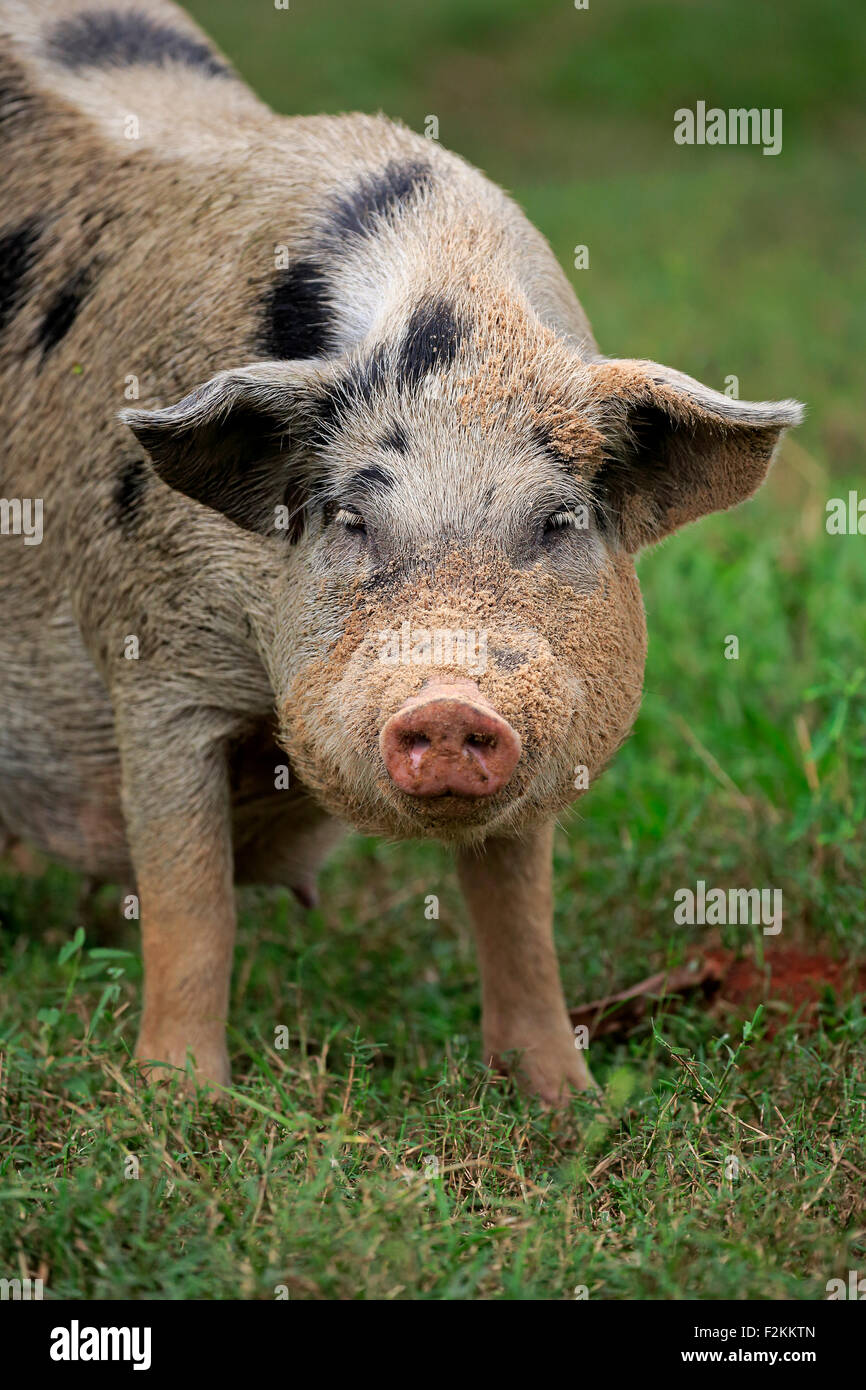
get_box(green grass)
[1,0,864,1299]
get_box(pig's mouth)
[386,784,514,818]
[374,780,530,845]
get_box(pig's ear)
[586,358,804,552]
[119,362,328,539]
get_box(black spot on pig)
[397,297,462,388]
[380,421,409,455]
[349,465,396,494]
[259,260,332,361]
[112,455,149,536]
[326,159,432,247]
[0,219,40,335]
[45,9,231,78]
[308,304,456,450]
[37,266,93,359]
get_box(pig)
[0,0,802,1103]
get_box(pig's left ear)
[120,361,329,539]
[586,358,804,552]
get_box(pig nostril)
[401,733,431,771]
[465,733,495,749]
[401,733,431,752]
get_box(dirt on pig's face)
[281,550,645,844]
[274,328,647,845]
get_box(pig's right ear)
[120,362,330,540]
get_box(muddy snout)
[380,679,521,798]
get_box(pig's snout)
[380,681,521,798]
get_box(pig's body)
[0,0,801,1101]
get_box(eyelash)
[545,510,581,532]
[335,507,366,532]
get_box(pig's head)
[124,286,802,846]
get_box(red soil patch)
[569,945,865,1040]
[703,946,866,1021]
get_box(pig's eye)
[544,509,582,533]
[334,507,367,534]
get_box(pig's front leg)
[456,821,594,1105]
[118,718,236,1089]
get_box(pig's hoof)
[134,1031,230,1095]
[487,1039,598,1108]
